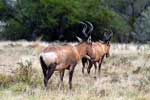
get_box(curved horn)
[87,35,92,43]
[105,31,113,42]
[108,31,113,40]
[85,21,94,36]
[104,32,107,39]
[102,32,107,43]
[80,21,88,38]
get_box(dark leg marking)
[69,63,76,89]
[94,62,97,75]
[87,60,93,74]
[98,56,104,77]
[59,70,65,89]
[44,63,56,90]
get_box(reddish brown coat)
[39,42,92,89]
[82,41,111,76]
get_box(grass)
[0,41,150,100]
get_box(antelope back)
[91,42,111,60]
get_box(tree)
[133,7,150,43]
[102,0,150,27]
[0,0,132,42]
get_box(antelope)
[82,27,113,77]
[39,22,93,89]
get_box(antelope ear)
[87,36,91,43]
[76,36,83,42]
[107,32,113,42]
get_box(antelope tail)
[40,56,48,70]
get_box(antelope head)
[103,30,113,57]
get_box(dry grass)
[0,41,150,100]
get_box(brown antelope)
[39,22,93,89]
[82,30,113,77]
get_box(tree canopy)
[0,0,150,43]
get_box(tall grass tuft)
[0,74,14,88]
[16,56,33,83]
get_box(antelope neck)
[75,42,87,58]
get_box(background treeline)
[0,0,150,43]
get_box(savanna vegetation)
[0,41,150,100]
[0,0,150,100]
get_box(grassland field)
[0,41,150,100]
